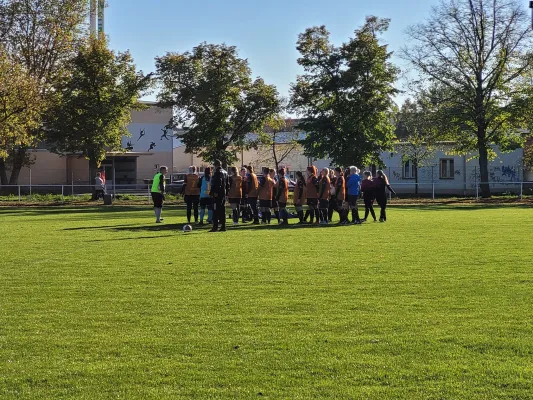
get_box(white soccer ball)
[183,224,193,233]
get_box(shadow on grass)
[103,220,369,234]
[390,203,532,211]
[87,234,177,242]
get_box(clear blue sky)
[105,0,441,104]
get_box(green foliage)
[0,0,89,184]
[156,43,281,166]
[47,35,152,169]
[395,97,441,169]
[1,205,533,398]
[290,17,399,167]
[402,0,533,197]
[524,144,533,170]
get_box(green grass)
[1,204,532,399]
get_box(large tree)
[290,16,399,168]
[402,0,533,197]
[156,43,280,166]
[0,48,42,185]
[46,35,152,180]
[0,0,87,184]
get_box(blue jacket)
[347,174,361,196]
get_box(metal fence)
[0,181,532,202]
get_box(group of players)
[150,161,396,232]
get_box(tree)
[0,0,88,184]
[156,43,281,166]
[46,35,152,181]
[395,98,440,195]
[290,17,399,168]
[0,47,42,185]
[402,0,533,198]
[254,117,301,172]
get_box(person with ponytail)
[198,167,213,225]
[305,166,320,224]
[258,167,274,224]
[333,167,348,224]
[318,168,331,224]
[228,167,242,226]
[276,167,289,225]
[374,170,396,222]
[361,171,377,222]
[293,171,306,224]
[246,165,260,224]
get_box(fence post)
[520,181,523,200]
[147,184,150,204]
[475,166,479,199]
[18,185,21,202]
[61,185,64,201]
[71,172,74,198]
[29,167,32,197]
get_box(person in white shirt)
[94,172,105,200]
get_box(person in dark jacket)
[360,171,377,222]
[209,160,230,232]
[374,170,396,222]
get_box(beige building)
[16,102,173,186]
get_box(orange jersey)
[276,177,289,203]
[306,176,319,199]
[228,175,242,198]
[184,174,200,196]
[247,173,258,197]
[258,176,274,200]
[319,176,331,200]
[336,176,346,201]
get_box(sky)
[104,0,442,105]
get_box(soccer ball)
[183,224,193,233]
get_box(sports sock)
[208,209,213,222]
[200,208,205,222]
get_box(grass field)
[1,204,532,399]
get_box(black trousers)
[247,197,259,222]
[363,196,376,220]
[375,194,387,221]
[185,195,200,222]
[212,199,226,230]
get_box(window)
[403,160,416,179]
[440,159,455,179]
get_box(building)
[15,102,173,187]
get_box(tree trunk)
[273,142,279,173]
[89,158,99,200]
[8,148,26,185]
[478,140,491,198]
[0,159,8,186]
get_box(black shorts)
[184,194,200,204]
[247,197,258,207]
[319,199,329,209]
[271,199,279,208]
[347,195,359,207]
[307,198,318,208]
[200,197,212,208]
[229,198,240,205]
[336,199,344,209]
[241,197,247,206]
[151,192,164,208]
[278,202,287,208]
[259,199,272,209]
